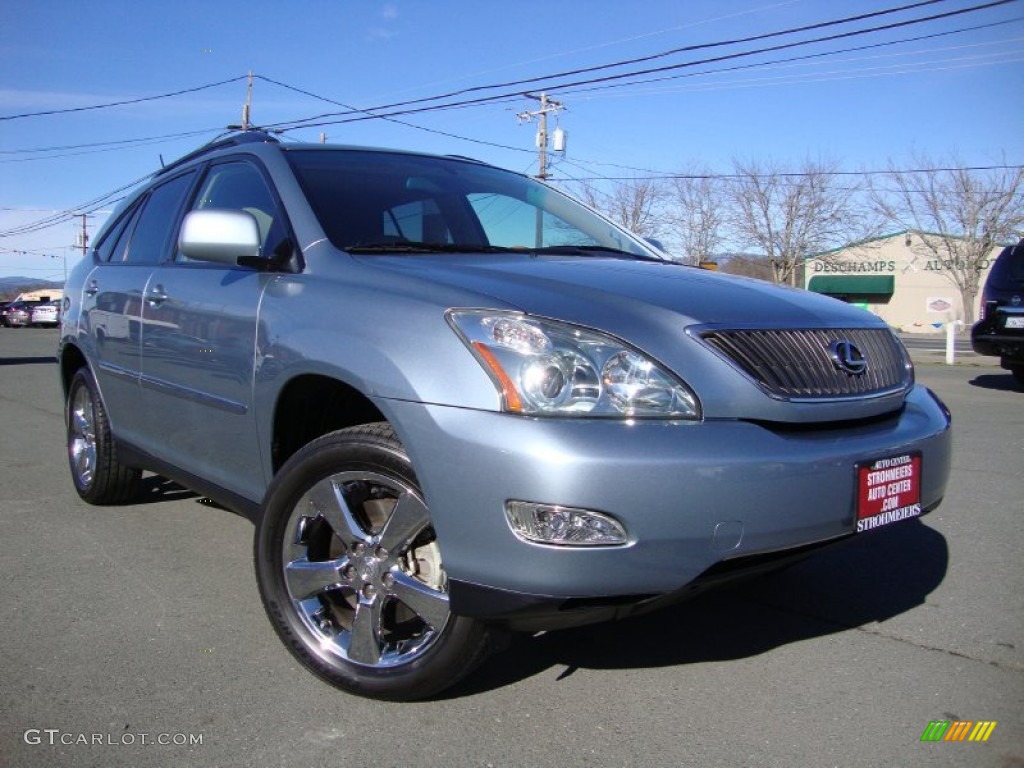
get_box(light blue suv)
[59,132,952,700]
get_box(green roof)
[807,275,895,295]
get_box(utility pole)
[241,70,254,131]
[78,213,88,256]
[517,93,564,180]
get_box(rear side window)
[122,171,196,264]
[94,204,139,263]
[989,241,1024,288]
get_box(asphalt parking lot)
[1,328,1021,768]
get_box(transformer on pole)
[517,93,565,180]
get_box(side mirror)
[179,209,262,265]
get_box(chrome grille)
[698,328,912,399]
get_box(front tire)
[255,423,490,700]
[66,368,141,504]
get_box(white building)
[804,231,1005,333]
[16,287,63,303]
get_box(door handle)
[146,285,168,305]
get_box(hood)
[357,253,906,423]
[359,253,878,328]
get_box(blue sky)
[1,0,1022,280]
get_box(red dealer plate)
[856,453,922,533]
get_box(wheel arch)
[59,342,89,399]
[271,373,387,474]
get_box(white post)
[945,320,962,365]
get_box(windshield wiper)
[529,244,666,262]
[346,241,666,262]
[346,241,515,254]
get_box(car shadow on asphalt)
[447,519,948,698]
[136,474,248,517]
[137,475,199,504]
[0,356,56,366]
[968,372,1023,392]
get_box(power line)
[255,76,531,154]
[264,0,953,128]
[0,128,223,156]
[0,246,67,256]
[556,163,1024,183]
[557,14,1024,99]
[0,76,249,122]
[382,0,805,100]
[3,10,1016,168]
[6,16,1017,166]
[0,174,150,238]
[264,0,1012,131]
[583,47,1023,101]
[509,0,1020,103]
[0,129,223,164]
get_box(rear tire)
[255,423,491,700]
[66,368,141,504]
[1010,365,1024,388]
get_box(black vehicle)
[971,238,1024,386]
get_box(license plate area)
[1003,315,1024,329]
[856,453,922,533]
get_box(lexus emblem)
[828,340,868,375]
[1013,295,1021,306]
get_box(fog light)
[505,501,627,546]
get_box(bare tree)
[667,167,727,266]
[567,176,667,243]
[727,157,869,286]
[873,154,1024,325]
[719,253,774,281]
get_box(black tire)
[66,368,141,504]
[1011,365,1024,388]
[255,423,491,701]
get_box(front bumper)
[379,384,952,629]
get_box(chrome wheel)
[255,424,490,700]
[68,383,98,488]
[64,368,140,504]
[284,471,449,668]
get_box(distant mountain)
[0,277,64,300]
[0,277,63,288]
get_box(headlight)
[448,310,700,419]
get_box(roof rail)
[445,154,486,165]
[155,130,280,176]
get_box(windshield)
[286,149,660,259]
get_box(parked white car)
[30,300,61,327]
